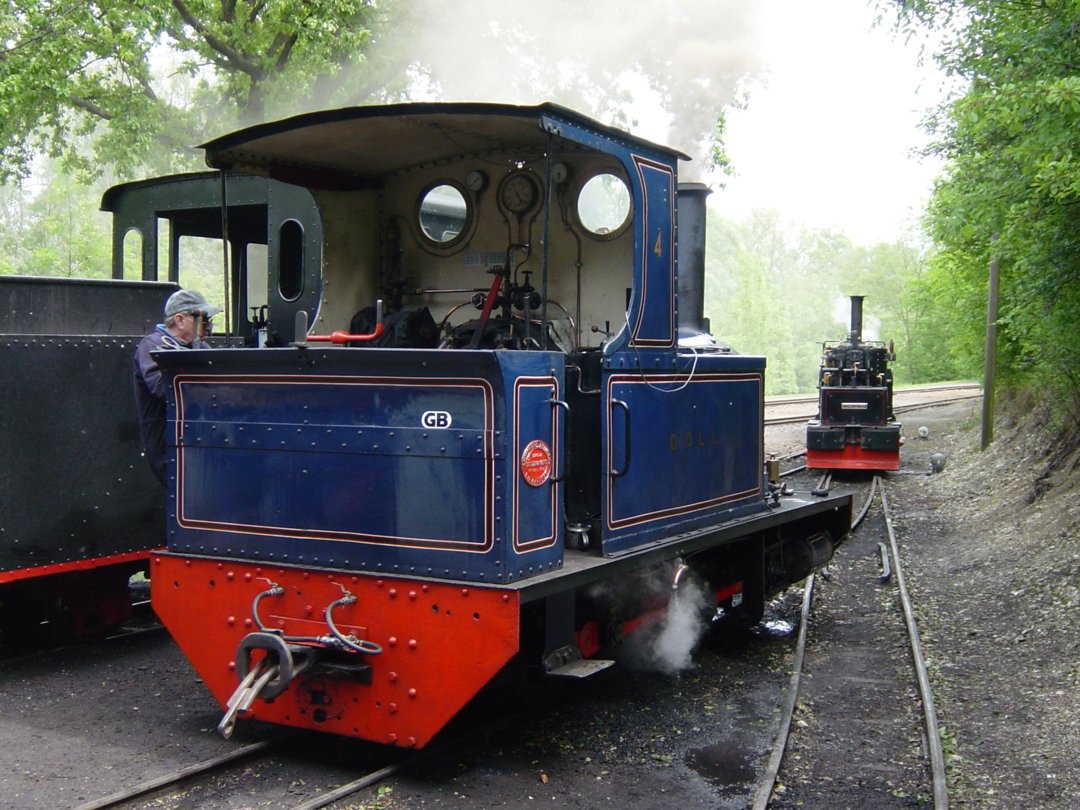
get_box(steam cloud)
[649,578,712,674]
[365,0,765,174]
[614,576,713,675]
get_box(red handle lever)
[307,323,386,344]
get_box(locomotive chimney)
[677,182,711,335]
[848,295,865,343]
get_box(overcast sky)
[700,0,950,245]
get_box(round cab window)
[576,173,631,238]
[418,183,469,245]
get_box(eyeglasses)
[186,310,212,321]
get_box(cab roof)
[200,102,689,186]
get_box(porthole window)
[576,172,632,239]
[418,183,469,246]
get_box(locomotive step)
[546,658,616,679]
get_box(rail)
[881,479,949,808]
[71,736,289,810]
[752,473,948,809]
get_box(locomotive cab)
[132,104,772,564]
[134,104,853,747]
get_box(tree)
[888,0,1080,417]
[0,1,391,181]
[0,184,29,275]
[0,164,112,277]
[0,1,762,185]
[905,251,984,382]
[704,206,960,394]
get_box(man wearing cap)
[133,289,222,484]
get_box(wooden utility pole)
[981,236,1000,450]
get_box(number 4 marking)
[653,230,663,256]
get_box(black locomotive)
[806,295,902,470]
[0,172,284,645]
[0,277,172,643]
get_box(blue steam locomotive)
[102,103,852,748]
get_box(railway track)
[72,738,409,810]
[73,737,289,810]
[12,482,945,810]
[752,469,948,809]
[73,701,526,809]
[85,481,948,810]
[764,382,981,426]
[3,397,969,809]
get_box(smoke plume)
[363,0,765,174]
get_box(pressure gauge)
[499,171,541,214]
[466,170,487,192]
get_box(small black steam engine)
[806,295,902,470]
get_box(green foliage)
[888,0,1080,415]
[0,185,28,275]
[0,1,390,181]
[0,1,748,189]
[0,168,111,277]
[705,208,969,396]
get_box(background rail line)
[764,385,982,426]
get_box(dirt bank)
[892,401,1080,808]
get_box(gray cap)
[165,289,223,319]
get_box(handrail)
[549,398,570,483]
[307,299,384,344]
[610,398,631,477]
[306,324,385,344]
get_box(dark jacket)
[133,326,191,483]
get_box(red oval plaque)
[520,439,552,487]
